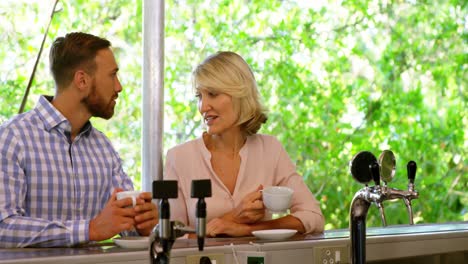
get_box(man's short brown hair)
[49,32,111,89]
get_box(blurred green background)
[0,0,466,230]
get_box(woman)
[164,51,324,237]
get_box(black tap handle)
[153,180,178,219]
[153,180,178,199]
[350,151,377,184]
[407,161,417,184]
[369,161,380,186]
[191,179,212,198]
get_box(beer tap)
[349,151,379,264]
[150,180,178,264]
[149,179,212,264]
[349,150,419,264]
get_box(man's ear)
[72,70,91,92]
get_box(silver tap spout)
[381,185,419,225]
[381,186,419,200]
[376,202,387,227]
[372,184,387,226]
[404,198,414,225]
[150,221,196,264]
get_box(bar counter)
[1,222,467,264]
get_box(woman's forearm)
[248,215,305,234]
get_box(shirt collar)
[35,95,92,137]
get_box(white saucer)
[113,236,149,249]
[252,229,297,240]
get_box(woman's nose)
[198,97,211,113]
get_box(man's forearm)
[0,216,87,248]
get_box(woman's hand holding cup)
[225,185,265,224]
[262,186,294,213]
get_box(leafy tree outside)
[0,0,466,230]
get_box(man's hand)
[89,188,137,241]
[134,191,158,236]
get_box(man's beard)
[83,82,116,119]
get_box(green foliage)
[0,0,143,186]
[1,0,466,230]
[164,0,467,229]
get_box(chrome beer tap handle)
[405,161,418,224]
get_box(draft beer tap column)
[149,180,213,264]
[349,151,377,264]
[150,180,178,264]
[349,150,420,264]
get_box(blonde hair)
[193,51,267,135]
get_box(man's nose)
[115,77,123,93]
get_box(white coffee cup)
[116,190,141,207]
[262,186,294,213]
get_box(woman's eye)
[208,92,217,97]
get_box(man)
[0,32,157,247]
